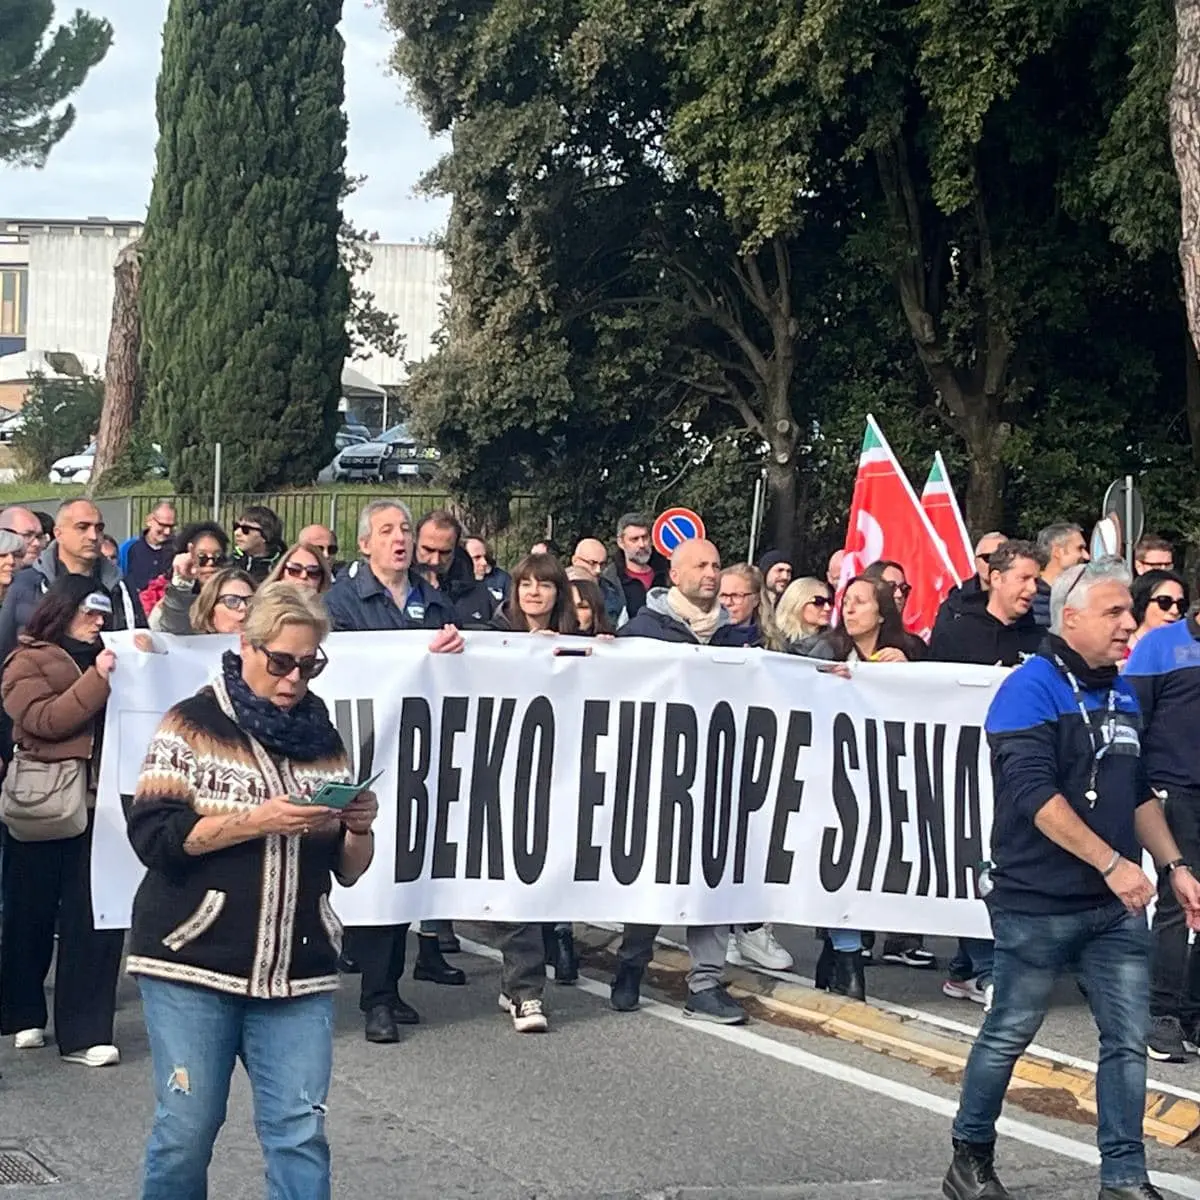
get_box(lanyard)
[1053,655,1117,807]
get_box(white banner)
[93,631,1005,937]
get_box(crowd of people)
[0,495,1194,1198]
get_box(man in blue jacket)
[1123,600,1200,1061]
[610,538,756,1025]
[945,558,1200,1200]
[326,499,467,1046]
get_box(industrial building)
[0,216,447,417]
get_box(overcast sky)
[1,0,451,243]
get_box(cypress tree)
[142,0,350,492]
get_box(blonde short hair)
[243,581,330,645]
[773,576,833,646]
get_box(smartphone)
[297,770,383,810]
[553,647,592,658]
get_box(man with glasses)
[573,537,625,626]
[0,506,47,568]
[945,557,1200,1200]
[232,505,284,583]
[124,501,177,594]
[932,531,1007,639]
[1134,534,1175,576]
[1033,521,1090,628]
[298,523,339,565]
[0,498,146,662]
[1125,566,1200,1061]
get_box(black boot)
[542,923,557,966]
[814,938,835,990]
[1099,1186,1164,1200]
[413,934,466,986]
[553,926,579,985]
[830,949,866,1001]
[438,926,462,954]
[364,1004,399,1044]
[943,1138,1010,1200]
[611,962,643,1012]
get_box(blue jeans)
[949,938,995,985]
[137,978,334,1200]
[830,929,862,952]
[953,904,1149,1187]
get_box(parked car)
[334,428,367,453]
[333,424,440,483]
[48,442,168,485]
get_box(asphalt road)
[3,933,1200,1200]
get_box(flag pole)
[934,450,974,568]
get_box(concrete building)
[0,216,446,409]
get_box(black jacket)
[1031,578,1052,629]
[125,533,174,595]
[325,562,456,632]
[618,589,757,647]
[932,575,983,640]
[601,548,670,619]
[437,546,499,628]
[927,589,1043,667]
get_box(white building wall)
[26,233,127,360]
[23,232,445,385]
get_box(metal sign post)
[212,442,222,524]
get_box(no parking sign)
[652,507,706,558]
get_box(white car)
[49,443,96,484]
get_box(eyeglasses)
[216,594,251,611]
[1152,595,1188,615]
[719,591,755,603]
[284,562,324,581]
[892,582,912,598]
[195,553,227,567]
[806,595,833,609]
[253,643,328,681]
[150,519,175,532]
[575,556,607,571]
[234,522,263,536]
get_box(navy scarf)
[221,651,344,762]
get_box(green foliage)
[0,0,112,165]
[99,425,164,489]
[12,373,103,480]
[142,0,350,494]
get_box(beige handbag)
[0,753,88,842]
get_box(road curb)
[560,923,1200,1149]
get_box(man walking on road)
[944,557,1200,1200]
[611,537,755,1026]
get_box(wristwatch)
[1166,859,1191,875]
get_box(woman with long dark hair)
[568,574,615,637]
[0,573,125,1065]
[1126,569,1189,659]
[501,552,579,635]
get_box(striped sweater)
[124,675,352,999]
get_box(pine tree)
[0,0,113,165]
[141,0,350,492]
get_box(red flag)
[839,416,958,640]
[920,451,973,585]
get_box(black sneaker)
[882,946,937,969]
[1147,1016,1190,1063]
[1099,1185,1165,1200]
[683,985,748,1025]
[943,1139,1010,1200]
[610,963,643,1012]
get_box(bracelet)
[1166,858,1190,875]
[1100,850,1122,878]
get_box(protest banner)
[93,631,1005,938]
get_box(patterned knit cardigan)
[124,674,352,999]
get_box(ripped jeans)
[136,978,334,1200]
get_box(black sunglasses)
[195,552,227,567]
[312,543,338,558]
[1152,595,1188,615]
[893,582,913,598]
[284,562,324,581]
[235,522,264,536]
[808,595,833,608]
[254,644,328,681]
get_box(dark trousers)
[346,923,411,1012]
[495,924,545,1003]
[1150,790,1200,1022]
[0,812,124,1054]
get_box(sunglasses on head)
[1152,595,1188,615]
[254,644,328,681]
[217,594,250,612]
[284,562,323,581]
[195,552,227,567]
[234,522,263,536]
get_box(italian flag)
[839,417,959,641]
[920,451,974,586]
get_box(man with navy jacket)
[944,558,1200,1200]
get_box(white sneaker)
[510,998,548,1033]
[942,977,988,1004]
[62,1044,120,1067]
[14,1028,45,1050]
[727,925,794,971]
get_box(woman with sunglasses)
[771,577,833,651]
[1127,569,1190,660]
[189,568,257,635]
[266,542,333,595]
[0,575,125,1067]
[126,583,377,1198]
[149,523,231,633]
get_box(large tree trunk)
[92,239,144,491]
[1172,0,1200,360]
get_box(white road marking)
[458,936,1200,1199]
